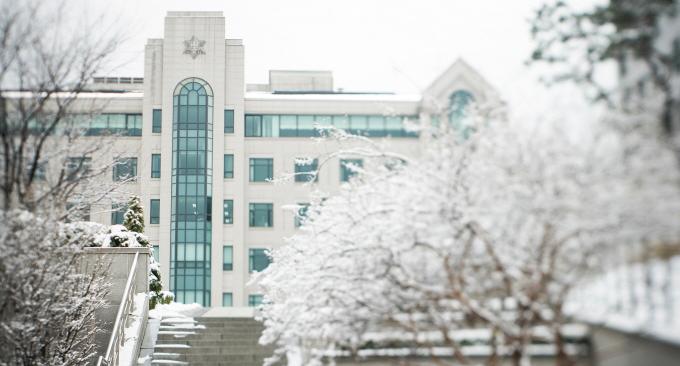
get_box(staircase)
[150,317,275,366]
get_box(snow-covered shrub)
[255,115,680,366]
[123,195,145,234]
[0,210,108,365]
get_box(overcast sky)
[96,0,549,98]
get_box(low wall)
[79,247,150,363]
[589,324,680,366]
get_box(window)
[294,158,318,182]
[111,203,127,225]
[224,154,234,179]
[150,199,160,224]
[113,157,138,181]
[248,294,263,307]
[223,200,233,224]
[152,109,162,133]
[673,38,680,72]
[249,203,273,227]
[249,158,273,182]
[249,248,270,272]
[340,159,363,182]
[295,203,310,228]
[224,110,234,133]
[222,292,233,307]
[245,115,263,137]
[151,154,161,178]
[66,157,91,181]
[84,113,143,136]
[448,90,474,127]
[223,245,233,270]
[152,245,159,262]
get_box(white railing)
[97,252,140,366]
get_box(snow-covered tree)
[255,112,680,366]
[0,211,109,365]
[123,196,145,234]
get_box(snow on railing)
[568,255,680,344]
[97,252,140,366]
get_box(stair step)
[150,360,189,365]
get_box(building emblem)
[183,36,206,59]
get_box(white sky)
[94,0,551,98]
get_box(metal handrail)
[97,252,140,366]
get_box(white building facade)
[81,11,501,308]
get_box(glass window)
[126,114,142,136]
[367,116,386,137]
[349,115,368,135]
[224,110,234,133]
[224,154,234,179]
[113,157,138,181]
[297,115,317,137]
[223,199,233,224]
[279,115,297,137]
[385,116,403,137]
[249,158,273,182]
[332,115,349,131]
[249,249,270,272]
[340,159,363,182]
[111,203,127,225]
[245,115,262,137]
[294,158,318,182]
[249,203,273,227]
[295,203,310,228]
[152,109,162,133]
[66,157,91,181]
[262,115,278,137]
[223,246,233,271]
[152,245,159,262]
[448,90,475,127]
[151,154,161,178]
[150,199,160,224]
[222,292,233,306]
[108,114,126,133]
[248,294,263,307]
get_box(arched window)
[448,89,474,126]
[171,78,213,306]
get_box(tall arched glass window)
[448,89,474,126]
[171,78,213,306]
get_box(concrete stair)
[150,317,275,366]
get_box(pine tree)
[123,196,144,233]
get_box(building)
[77,11,501,308]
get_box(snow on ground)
[119,293,148,366]
[149,302,205,320]
[568,255,680,345]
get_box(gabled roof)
[421,58,502,113]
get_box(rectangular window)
[66,157,91,181]
[249,158,273,182]
[294,158,318,182]
[152,109,162,133]
[153,245,159,262]
[297,115,317,137]
[248,294,263,307]
[245,115,262,137]
[279,115,297,137]
[111,203,127,225]
[151,154,161,178]
[222,292,233,307]
[223,245,233,271]
[249,203,273,227]
[249,248,270,272]
[224,154,234,179]
[224,110,234,133]
[126,114,142,136]
[223,199,233,224]
[340,159,363,182]
[349,115,368,135]
[150,199,160,224]
[295,203,310,228]
[113,157,138,181]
